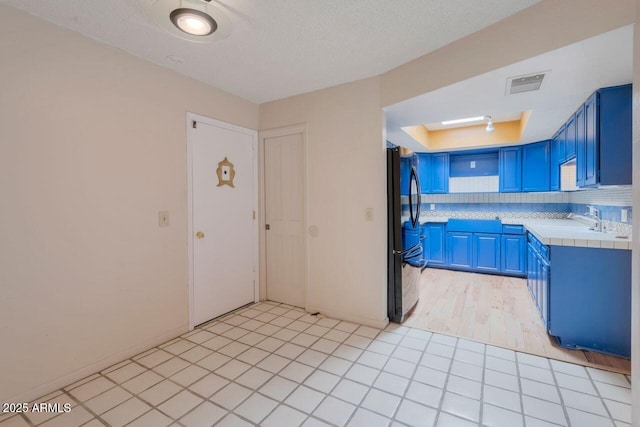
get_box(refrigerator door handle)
[416,169,422,222]
[409,166,420,228]
[393,242,421,256]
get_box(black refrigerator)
[387,147,425,323]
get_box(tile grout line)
[7,300,632,427]
[545,358,573,427]
[514,351,527,427]
[584,368,620,425]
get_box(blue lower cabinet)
[540,258,549,329]
[419,224,428,264]
[447,232,473,269]
[472,233,500,272]
[549,246,631,358]
[424,223,446,266]
[501,234,526,276]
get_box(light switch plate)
[159,211,170,227]
[621,209,628,223]
[430,204,435,211]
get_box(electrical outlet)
[470,161,476,169]
[365,208,373,221]
[159,211,170,227]
[621,209,628,223]
[430,203,435,211]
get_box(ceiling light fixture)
[152,0,232,43]
[485,116,495,133]
[441,116,485,126]
[170,8,217,36]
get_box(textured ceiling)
[0,0,541,103]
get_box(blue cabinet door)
[527,243,535,297]
[584,92,598,187]
[499,147,521,192]
[574,104,587,187]
[417,153,431,193]
[430,153,449,194]
[536,255,543,319]
[549,246,631,358]
[399,156,412,195]
[540,259,549,330]
[550,128,564,191]
[565,113,576,160]
[425,223,446,265]
[575,103,586,187]
[521,141,550,192]
[598,85,632,186]
[501,234,526,276]
[472,233,500,272]
[447,232,472,268]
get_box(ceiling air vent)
[506,72,547,95]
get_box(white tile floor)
[0,301,632,427]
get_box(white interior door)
[191,118,256,326]
[264,132,305,307]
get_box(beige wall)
[2,0,639,410]
[259,77,388,328]
[0,6,258,402]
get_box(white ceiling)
[385,25,634,152]
[1,0,541,103]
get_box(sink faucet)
[586,205,602,232]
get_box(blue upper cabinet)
[521,140,551,192]
[597,85,632,186]
[564,114,576,161]
[399,155,412,195]
[416,153,431,193]
[584,92,598,187]
[430,153,449,194]
[577,84,632,188]
[575,104,586,187]
[550,127,564,191]
[499,147,521,192]
[417,153,448,194]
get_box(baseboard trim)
[306,306,389,330]
[5,324,189,404]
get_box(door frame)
[186,112,259,330]
[259,124,308,308]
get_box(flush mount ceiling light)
[170,8,217,36]
[152,0,232,43]
[441,116,485,126]
[485,116,495,133]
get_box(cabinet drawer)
[502,225,525,235]
[539,244,549,259]
[528,233,549,260]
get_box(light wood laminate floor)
[403,267,631,374]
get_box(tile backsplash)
[449,176,499,193]
[402,187,633,231]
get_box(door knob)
[195,231,205,239]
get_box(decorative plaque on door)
[216,157,236,188]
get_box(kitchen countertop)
[401,216,632,250]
